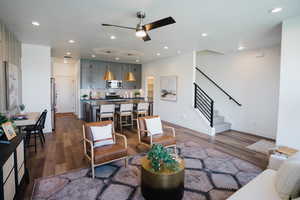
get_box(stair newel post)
[210,101,214,127]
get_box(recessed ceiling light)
[32,21,40,26]
[201,33,208,37]
[156,53,161,56]
[91,54,96,58]
[177,50,181,54]
[68,40,75,43]
[110,35,116,40]
[115,57,120,60]
[164,46,169,50]
[238,46,245,50]
[270,7,283,13]
[66,52,71,55]
[136,59,140,63]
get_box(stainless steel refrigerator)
[50,78,56,131]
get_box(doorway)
[55,76,75,113]
[146,76,154,98]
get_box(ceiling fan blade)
[143,17,176,31]
[102,24,136,30]
[142,33,151,42]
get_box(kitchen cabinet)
[80,59,142,89]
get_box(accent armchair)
[137,116,177,151]
[82,121,128,178]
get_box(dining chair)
[24,109,47,152]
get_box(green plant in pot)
[141,144,185,200]
[82,94,89,100]
[0,113,9,137]
[134,91,140,98]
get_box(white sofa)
[228,169,281,200]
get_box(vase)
[141,156,185,200]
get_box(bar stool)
[116,103,133,133]
[96,104,115,122]
[134,102,149,119]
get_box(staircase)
[213,110,231,134]
[194,67,241,134]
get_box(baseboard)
[230,129,276,142]
[161,120,212,139]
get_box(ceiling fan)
[102,11,176,42]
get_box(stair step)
[213,116,224,125]
[213,110,218,115]
[214,122,231,134]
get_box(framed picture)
[160,76,177,101]
[2,122,17,140]
[4,61,20,111]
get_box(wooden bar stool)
[96,104,115,122]
[116,103,133,133]
[134,102,149,124]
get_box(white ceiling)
[0,0,299,63]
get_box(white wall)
[276,16,300,149]
[142,52,210,134]
[52,58,76,77]
[196,46,280,139]
[22,44,52,132]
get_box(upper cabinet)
[80,59,142,89]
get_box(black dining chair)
[25,109,47,152]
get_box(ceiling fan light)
[136,29,146,38]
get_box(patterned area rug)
[32,142,262,200]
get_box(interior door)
[56,76,75,113]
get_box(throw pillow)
[91,124,114,148]
[275,152,300,200]
[145,117,163,136]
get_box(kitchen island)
[81,98,153,122]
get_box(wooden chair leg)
[92,165,95,179]
[124,157,128,167]
[41,130,45,143]
[34,132,37,153]
[38,132,44,146]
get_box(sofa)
[228,169,281,200]
[228,152,300,200]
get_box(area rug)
[246,139,276,154]
[32,141,262,200]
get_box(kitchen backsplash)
[80,89,144,99]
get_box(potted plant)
[82,94,89,100]
[19,104,25,114]
[0,113,9,137]
[141,144,185,200]
[134,91,140,98]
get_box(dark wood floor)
[23,114,269,199]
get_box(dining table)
[14,112,40,132]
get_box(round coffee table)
[140,156,185,200]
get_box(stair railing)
[195,67,242,106]
[194,83,214,127]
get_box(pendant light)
[125,64,136,82]
[103,65,115,80]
